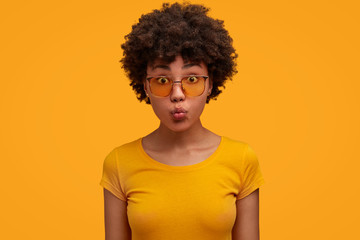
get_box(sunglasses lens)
[149,77,173,97]
[182,76,205,96]
[149,76,206,97]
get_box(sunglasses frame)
[145,75,209,97]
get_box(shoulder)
[102,137,144,178]
[221,136,249,154]
[103,137,142,169]
[108,137,141,157]
[220,136,259,168]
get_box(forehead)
[147,55,205,71]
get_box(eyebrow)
[151,63,202,70]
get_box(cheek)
[149,100,168,119]
[189,97,207,118]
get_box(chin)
[162,120,193,133]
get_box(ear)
[207,78,213,96]
[143,80,149,96]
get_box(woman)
[100,2,265,240]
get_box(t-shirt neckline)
[137,136,225,172]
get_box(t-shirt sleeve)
[237,144,265,200]
[99,149,127,202]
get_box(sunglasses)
[146,75,209,97]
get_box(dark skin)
[232,189,260,240]
[103,56,261,240]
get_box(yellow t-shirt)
[99,136,265,240]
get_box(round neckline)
[137,136,224,172]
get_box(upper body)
[100,2,265,240]
[101,135,264,240]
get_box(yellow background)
[1,0,359,239]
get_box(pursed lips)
[171,107,187,120]
[171,107,187,114]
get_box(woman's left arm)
[232,188,260,240]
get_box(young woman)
[100,2,265,240]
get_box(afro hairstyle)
[120,2,238,104]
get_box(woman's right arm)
[103,188,131,240]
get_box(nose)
[170,80,185,102]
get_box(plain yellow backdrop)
[1,0,359,239]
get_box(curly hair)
[120,2,238,104]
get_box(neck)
[150,119,211,149]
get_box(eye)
[186,76,199,83]
[157,77,169,84]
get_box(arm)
[232,188,260,240]
[103,188,131,240]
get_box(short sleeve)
[99,149,127,201]
[237,144,265,200]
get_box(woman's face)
[144,55,212,133]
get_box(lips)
[171,107,187,120]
